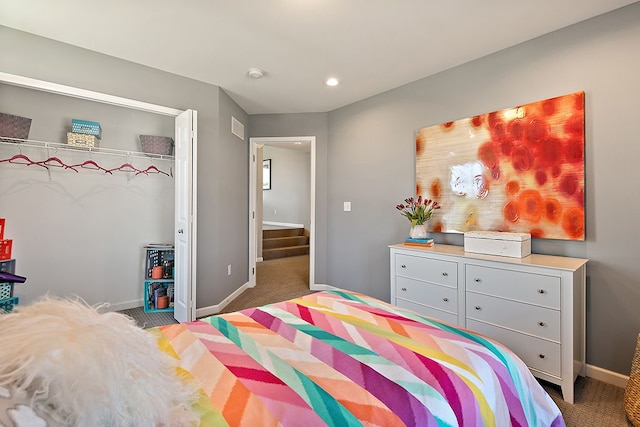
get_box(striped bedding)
[153,290,564,426]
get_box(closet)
[0,72,197,321]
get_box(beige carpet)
[542,376,633,426]
[118,305,177,328]
[220,254,314,314]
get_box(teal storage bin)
[71,119,102,139]
[0,296,18,313]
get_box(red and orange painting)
[416,91,585,240]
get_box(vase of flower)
[396,196,440,239]
[409,224,428,239]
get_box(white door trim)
[249,136,316,289]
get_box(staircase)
[262,227,309,260]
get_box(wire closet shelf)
[0,137,174,161]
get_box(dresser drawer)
[466,292,560,342]
[465,264,560,309]
[397,298,458,326]
[395,254,457,288]
[396,276,457,314]
[467,319,561,377]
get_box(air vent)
[231,116,245,140]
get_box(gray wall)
[263,145,311,229]
[325,4,640,375]
[249,113,329,285]
[207,90,249,303]
[0,26,247,310]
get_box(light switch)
[344,202,351,212]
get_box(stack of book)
[404,237,434,247]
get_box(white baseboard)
[310,283,338,291]
[196,281,325,318]
[106,299,143,312]
[195,281,252,318]
[585,364,629,389]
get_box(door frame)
[249,136,316,289]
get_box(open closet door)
[174,109,197,322]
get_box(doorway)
[249,136,316,290]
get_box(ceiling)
[1,0,637,115]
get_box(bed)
[152,290,564,426]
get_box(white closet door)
[174,109,197,322]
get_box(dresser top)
[389,243,588,271]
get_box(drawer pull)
[442,272,448,277]
[538,354,546,359]
[474,278,481,283]
[401,287,407,292]
[443,298,449,302]
[475,306,481,310]
[538,289,546,294]
[538,321,546,327]
[401,264,407,269]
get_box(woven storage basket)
[626,333,640,426]
[139,135,174,156]
[0,112,32,142]
[67,132,99,147]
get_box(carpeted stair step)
[263,235,309,250]
[263,227,305,239]
[262,227,309,260]
[263,244,310,260]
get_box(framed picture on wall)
[263,159,271,190]
[415,91,585,240]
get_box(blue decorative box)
[71,119,102,139]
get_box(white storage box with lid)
[464,231,531,258]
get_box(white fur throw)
[0,297,199,426]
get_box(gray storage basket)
[139,135,174,156]
[0,112,32,142]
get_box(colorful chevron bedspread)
[153,290,565,426]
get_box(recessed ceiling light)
[325,77,340,87]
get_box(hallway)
[220,254,313,313]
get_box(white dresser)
[389,243,587,403]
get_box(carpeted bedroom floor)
[542,377,632,426]
[120,254,633,426]
[219,254,314,314]
[119,254,313,327]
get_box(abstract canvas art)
[416,91,585,240]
